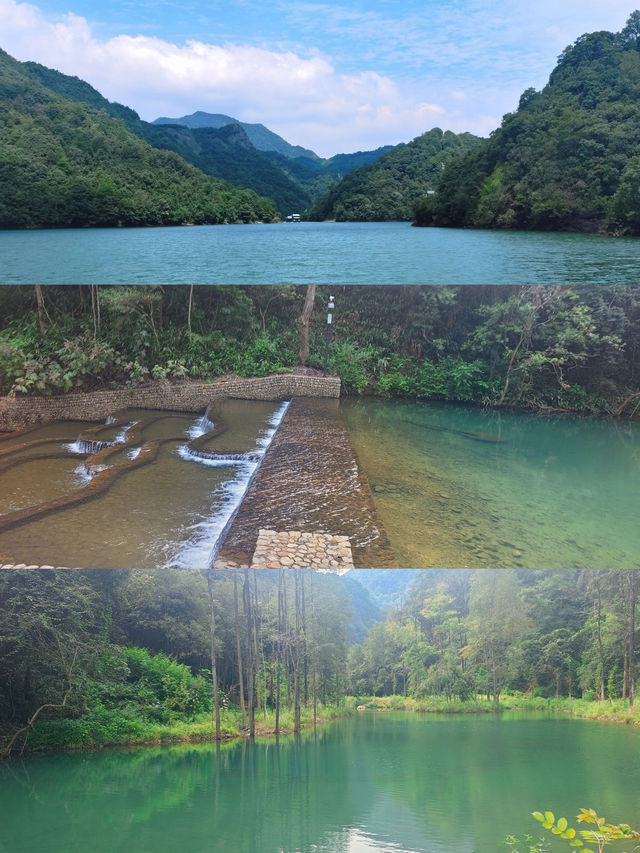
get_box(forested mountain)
[0,50,277,228]
[19,62,396,216]
[309,129,482,221]
[23,61,311,215]
[416,12,640,234]
[348,570,422,608]
[153,110,321,161]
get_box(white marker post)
[323,295,335,376]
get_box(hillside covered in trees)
[309,129,481,221]
[0,49,278,228]
[1,568,638,755]
[14,62,395,218]
[415,12,640,234]
[1,285,638,417]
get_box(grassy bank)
[17,703,353,754]
[354,693,640,724]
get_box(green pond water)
[2,222,640,283]
[341,399,640,568]
[0,400,286,568]
[1,712,638,853]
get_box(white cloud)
[0,0,500,153]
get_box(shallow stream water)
[0,400,286,568]
[341,398,640,568]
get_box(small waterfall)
[187,414,215,439]
[75,438,115,454]
[170,400,290,568]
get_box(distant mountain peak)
[153,111,320,161]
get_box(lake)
[341,398,640,568]
[2,222,640,283]
[1,711,638,853]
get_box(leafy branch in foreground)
[504,809,640,853]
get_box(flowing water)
[2,222,640,283]
[1,712,638,853]
[340,398,640,568]
[0,400,288,568]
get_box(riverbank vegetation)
[1,285,638,417]
[0,569,354,756]
[1,569,638,756]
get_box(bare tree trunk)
[301,571,308,706]
[233,573,246,727]
[297,285,316,366]
[293,571,301,733]
[310,574,317,730]
[253,572,266,718]
[630,571,637,707]
[34,285,46,336]
[207,571,221,740]
[275,570,283,736]
[243,571,255,737]
[595,576,606,701]
[90,285,101,338]
[187,285,194,335]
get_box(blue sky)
[0,0,635,155]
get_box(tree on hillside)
[464,570,531,705]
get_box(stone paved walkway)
[215,397,397,569]
[248,529,354,570]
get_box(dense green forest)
[0,49,278,227]
[349,569,638,707]
[16,64,394,217]
[309,129,481,221]
[1,568,638,756]
[1,285,638,417]
[415,12,640,234]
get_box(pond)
[2,222,639,283]
[341,398,640,568]
[1,711,638,853]
[0,400,288,569]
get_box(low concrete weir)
[216,397,398,569]
[0,374,341,432]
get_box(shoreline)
[2,707,353,759]
[357,695,640,726]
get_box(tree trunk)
[243,571,255,737]
[630,572,637,707]
[293,571,301,733]
[90,285,100,338]
[297,285,316,366]
[275,570,283,736]
[233,573,246,727]
[34,285,46,336]
[595,577,606,701]
[207,571,221,740]
[187,284,194,334]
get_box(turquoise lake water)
[1,712,638,853]
[341,399,640,568]
[2,221,639,283]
